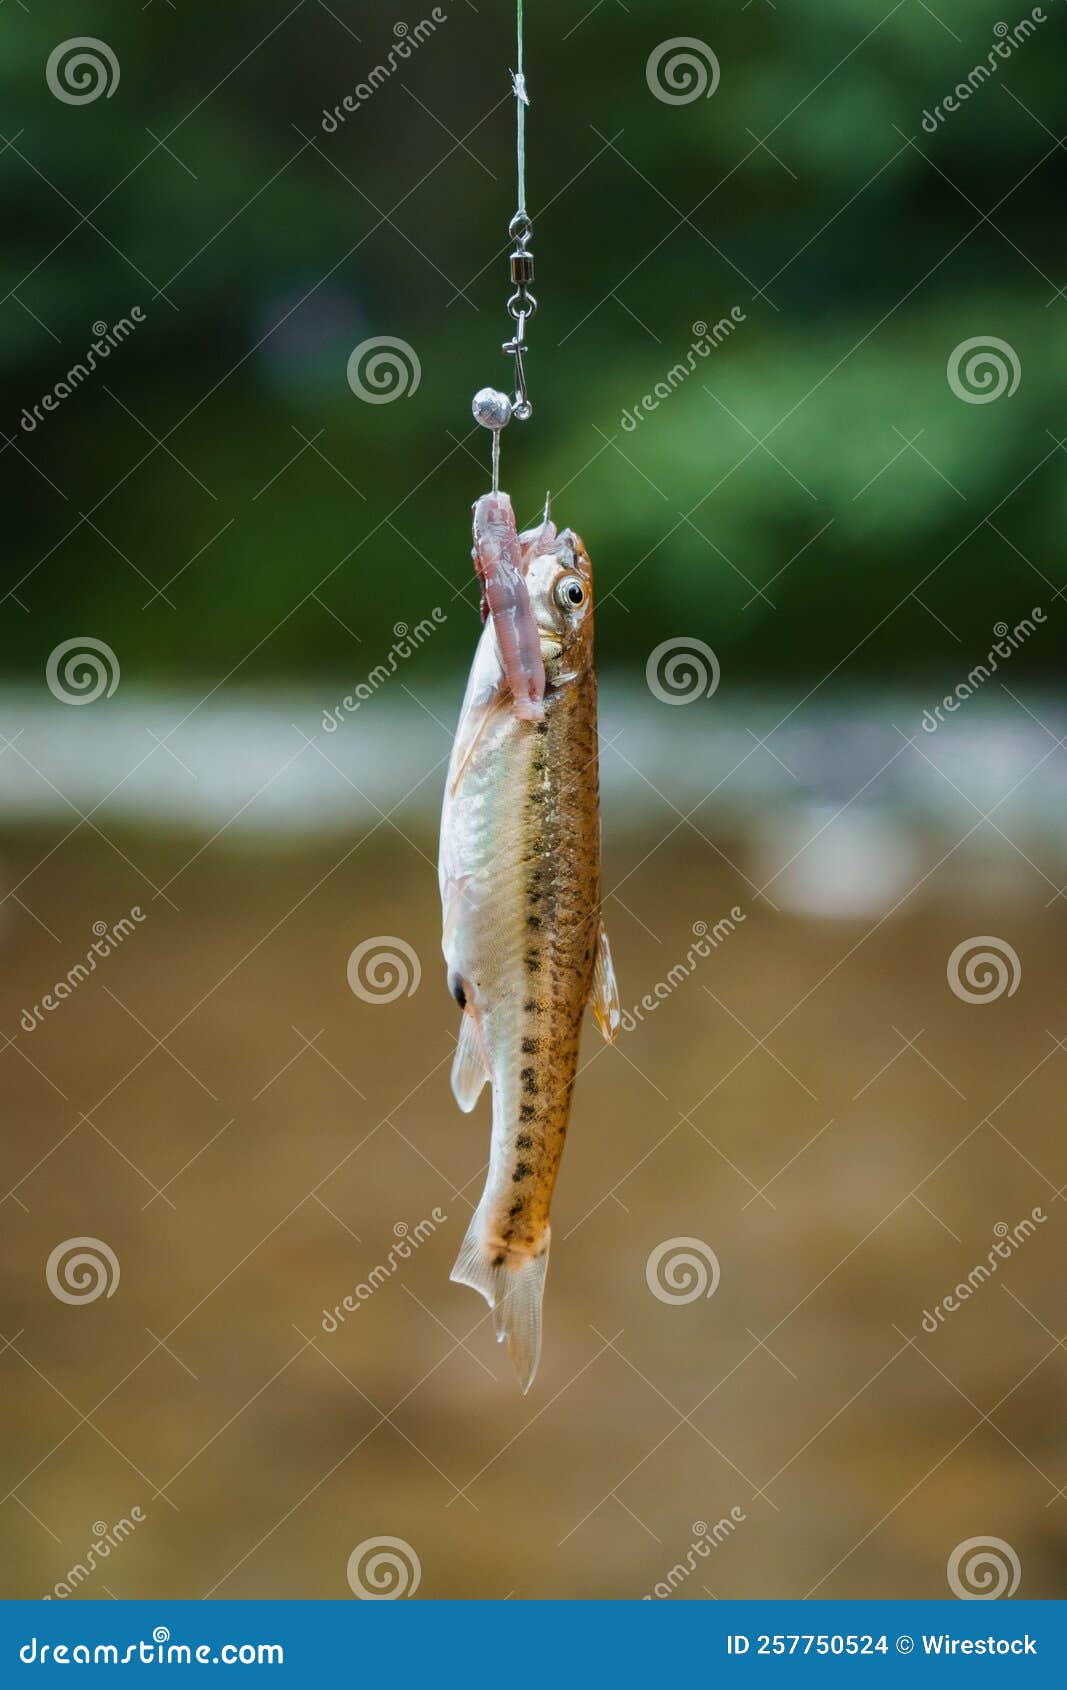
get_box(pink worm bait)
[472,491,546,721]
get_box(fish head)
[523,528,594,684]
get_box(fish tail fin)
[450,1209,550,1394]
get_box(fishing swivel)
[471,210,537,493]
[504,208,536,422]
[471,4,537,493]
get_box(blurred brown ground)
[2,826,1064,1600]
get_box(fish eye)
[555,574,587,611]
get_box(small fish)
[439,510,620,1391]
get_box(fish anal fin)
[451,1009,489,1113]
[591,921,621,1044]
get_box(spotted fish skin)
[439,524,618,1390]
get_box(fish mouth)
[537,627,562,658]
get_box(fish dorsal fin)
[451,1010,489,1113]
[590,922,621,1044]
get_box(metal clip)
[503,311,531,421]
[504,210,536,420]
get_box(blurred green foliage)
[2,0,1065,687]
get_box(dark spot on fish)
[527,916,541,929]
[492,1253,505,1267]
[523,1000,537,1013]
[520,1104,536,1121]
[516,1134,533,1150]
[513,1163,531,1182]
[525,950,541,972]
[448,971,466,1009]
[536,722,548,735]
[509,1200,523,1217]
[521,1036,538,1053]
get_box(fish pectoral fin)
[441,874,478,952]
[448,682,511,796]
[590,921,621,1045]
[450,1009,489,1113]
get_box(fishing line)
[515,0,527,218]
[471,0,537,493]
